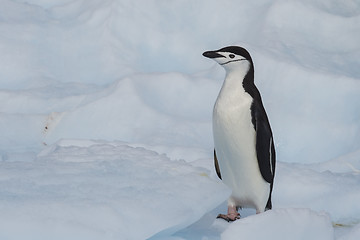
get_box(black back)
[240,50,275,210]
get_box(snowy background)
[0,0,360,239]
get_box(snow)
[221,208,334,240]
[339,223,360,240]
[0,0,360,239]
[0,140,229,240]
[274,162,360,222]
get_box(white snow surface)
[1,0,360,239]
[0,140,230,240]
[221,208,334,240]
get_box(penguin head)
[203,46,253,72]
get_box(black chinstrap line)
[220,59,247,65]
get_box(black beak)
[202,51,225,59]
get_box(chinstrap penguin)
[203,46,276,222]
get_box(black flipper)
[242,64,275,185]
[251,96,276,209]
[253,102,275,183]
[255,105,274,183]
[251,99,276,210]
[214,150,222,180]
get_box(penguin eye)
[229,54,235,59]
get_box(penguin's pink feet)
[217,206,240,222]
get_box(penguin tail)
[265,197,272,210]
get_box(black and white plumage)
[203,46,275,221]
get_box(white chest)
[212,74,255,146]
[212,71,257,173]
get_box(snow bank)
[339,223,360,240]
[221,208,334,240]
[274,160,360,222]
[42,73,218,150]
[1,0,359,164]
[0,140,230,239]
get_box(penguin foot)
[216,212,240,222]
[217,205,240,222]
